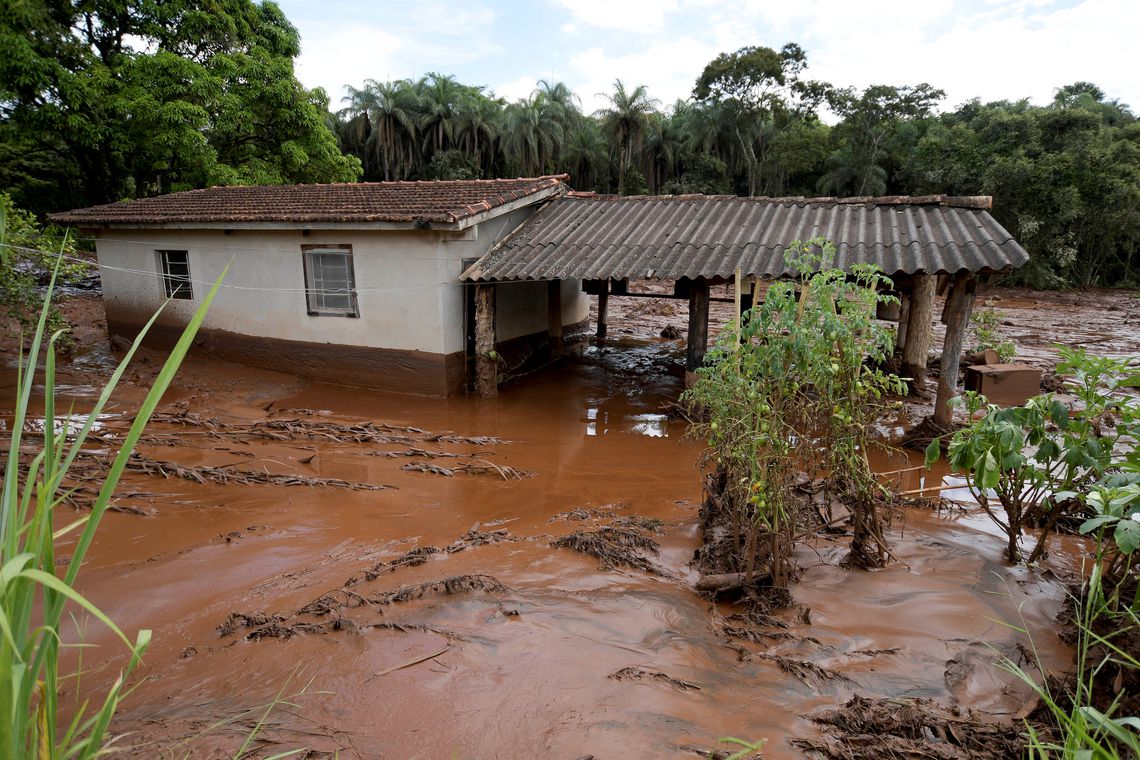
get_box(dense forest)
[1,2,1138,287]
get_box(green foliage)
[911,89,1140,287]
[1,246,225,756]
[927,347,1140,570]
[0,0,360,212]
[427,149,481,180]
[969,306,1017,362]
[0,193,85,342]
[684,239,904,585]
[1002,566,1139,759]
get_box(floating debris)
[609,666,701,691]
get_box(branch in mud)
[141,411,507,447]
[551,523,673,578]
[125,453,396,490]
[608,666,701,691]
[793,694,1041,760]
[400,459,533,479]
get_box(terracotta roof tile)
[49,176,569,226]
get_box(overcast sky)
[277,0,1138,118]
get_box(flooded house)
[50,176,588,395]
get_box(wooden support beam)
[902,274,936,391]
[685,278,711,388]
[934,274,977,425]
[475,283,497,397]
[596,290,609,340]
[547,279,563,355]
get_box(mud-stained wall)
[94,207,589,392]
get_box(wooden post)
[902,274,936,391]
[547,279,563,355]
[596,288,609,340]
[685,278,710,388]
[934,274,977,425]
[895,292,911,353]
[475,283,497,397]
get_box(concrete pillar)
[547,279,563,355]
[596,289,609,340]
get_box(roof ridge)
[563,193,991,209]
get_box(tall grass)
[1,243,224,758]
[1001,565,1140,759]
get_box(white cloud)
[551,0,681,33]
[570,37,719,113]
[494,75,540,102]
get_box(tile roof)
[462,194,1029,281]
[49,176,569,227]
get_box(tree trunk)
[475,284,497,397]
[933,274,976,425]
[902,274,936,391]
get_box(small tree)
[685,239,904,595]
[928,347,1140,567]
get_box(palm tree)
[416,73,463,158]
[563,121,608,190]
[501,96,564,176]
[456,91,500,173]
[341,79,419,180]
[596,80,660,194]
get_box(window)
[302,245,358,317]
[157,250,193,299]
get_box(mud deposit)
[3,287,1138,758]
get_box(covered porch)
[461,193,1029,424]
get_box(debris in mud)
[548,507,618,523]
[127,453,395,490]
[372,574,509,605]
[447,528,514,551]
[379,447,462,459]
[552,524,672,577]
[899,414,962,453]
[754,654,856,687]
[346,546,441,586]
[608,666,701,691]
[145,411,505,447]
[400,459,533,479]
[794,694,1036,760]
[660,325,682,339]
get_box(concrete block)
[964,363,1042,407]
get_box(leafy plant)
[685,239,904,591]
[0,193,86,342]
[927,346,1140,565]
[969,306,1017,362]
[1,248,225,757]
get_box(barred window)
[302,245,358,317]
[157,250,193,299]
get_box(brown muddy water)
[5,289,1132,759]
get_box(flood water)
[3,320,1083,760]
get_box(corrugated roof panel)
[462,194,1028,282]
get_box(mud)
[2,286,1138,758]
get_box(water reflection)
[583,408,669,437]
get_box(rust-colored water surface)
[4,288,1131,758]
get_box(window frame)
[301,244,359,318]
[156,249,193,300]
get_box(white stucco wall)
[95,208,589,357]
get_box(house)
[50,176,589,396]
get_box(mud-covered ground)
[2,284,1138,758]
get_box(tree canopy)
[1,8,1137,288]
[0,0,360,213]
